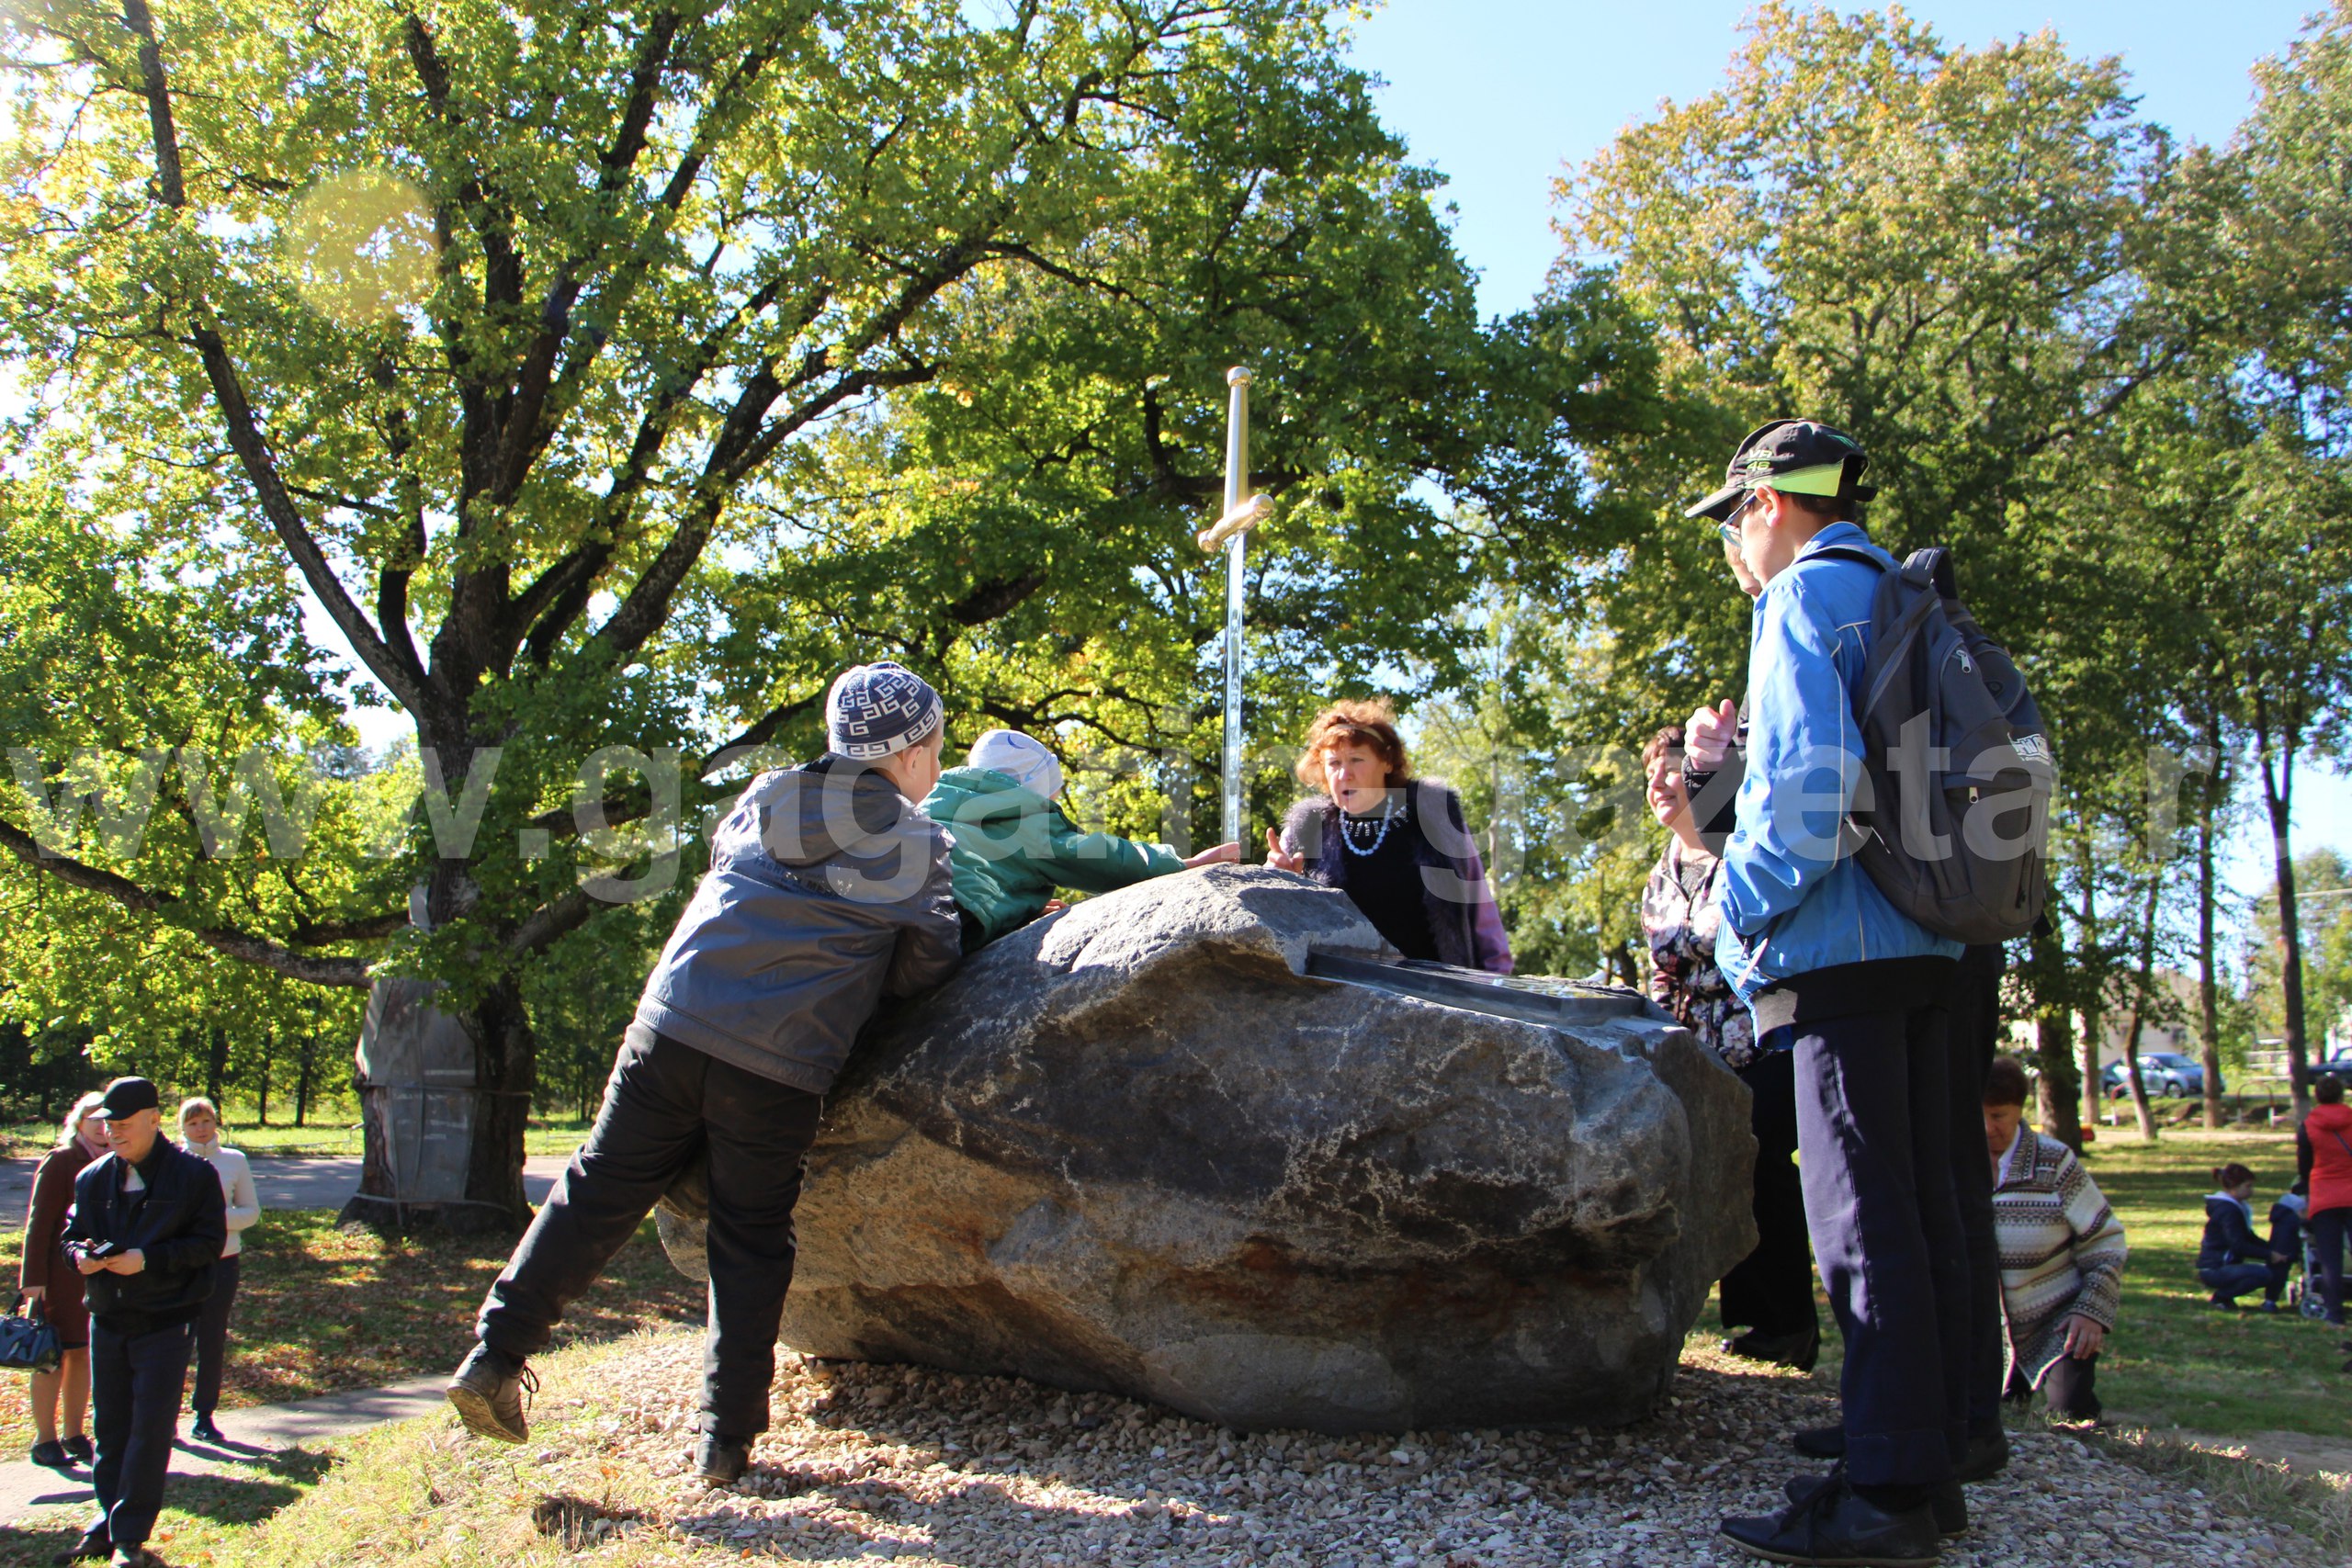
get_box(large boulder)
[661,865,1754,1433]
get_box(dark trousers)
[1946,944,2006,1438]
[1793,997,1969,1488]
[2005,1351,2099,1420]
[90,1318,193,1549]
[191,1252,240,1418]
[478,1029,825,1437]
[2199,1262,2272,1304]
[2310,1208,2349,1325]
[1718,1049,1818,1339]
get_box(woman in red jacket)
[2297,1076,2352,1332]
[17,1090,107,1470]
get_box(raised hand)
[1263,828,1305,874]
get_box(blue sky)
[1340,0,2346,892]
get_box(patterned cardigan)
[1993,1132,2129,1389]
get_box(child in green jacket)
[923,729,1238,948]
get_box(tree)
[0,0,1626,1221]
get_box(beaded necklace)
[1338,795,1401,856]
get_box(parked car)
[2312,1053,2352,1089]
[2102,1052,2212,1099]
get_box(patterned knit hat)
[826,660,943,761]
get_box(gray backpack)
[1812,544,2053,944]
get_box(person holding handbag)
[176,1097,259,1444]
[18,1090,108,1471]
[2297,1077,2352,1335]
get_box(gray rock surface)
[662,864,1754,1433]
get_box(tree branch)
[0,816,375,987]
[119,0,438,726]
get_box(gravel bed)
[517,1332,2323,1566]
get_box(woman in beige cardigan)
[1982,1056,2126,1422]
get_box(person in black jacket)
[447,661,963,1487]
[2266,1179,2309,1312]
[1264,699,1512,974]
[2197,1164,2274,1310]
[59,1077,227,1568]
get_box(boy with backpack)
[922,729,1238,949]
[1687,421,2045,1566]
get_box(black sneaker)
[53,1525,108,1564]
[1726,1325,1823,1372]
[1792,1424,1846,1459]
[446,1342,537,1444]
[62,1435,93,1465]
[1783,1472,1965,1539]
[695,1432,753,1485]
[29,1438,71,1470]
[1955,1428,2007,1483]
[187,1416,225,1445]
[1724,1474,1940,1566]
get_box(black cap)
[95,1077,160,1120]
[1684,419,1878,521]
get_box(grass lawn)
[2066,1127,2347,1439]
[3,1119,601,1160]
[0,1210,701,1465]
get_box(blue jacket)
[1713,522,1962,1001]
[635,755,963,1094]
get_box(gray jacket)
[634,755,963,1094]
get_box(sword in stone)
[1196,367,1272,852]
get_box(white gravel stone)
[522,1333,2331,1566]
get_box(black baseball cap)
[95,1077,161,1119]
[1684,419,1878,521]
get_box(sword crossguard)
[1196,492,1272,552]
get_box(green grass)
[3,1118,601,1159]
[2067,1127,2347,1439]
[0,1210,700,1466]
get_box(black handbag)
[0,1292,64,1374]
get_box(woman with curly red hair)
[1265,699,1511,973]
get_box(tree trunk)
[2076,850,2105,1136]
[2198,743,2225,1129]
[2030,919,2083,1151]
[2120,874,2162,1141]
[343,730,537,1233]
[255,1032,270,1126]
[294,1033,314,1128]
[205,1023,229,1105]
[2258,734,2311,1116]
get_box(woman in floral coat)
[1640,725,1817,1370]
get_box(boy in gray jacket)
[447,661,961,1483]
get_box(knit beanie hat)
[967,728,1064,799]
[825,660,943,761]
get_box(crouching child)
[922,728,1237,949]
[447,661,962,1484]
[1983,1055,2126,1424]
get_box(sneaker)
[2257,1299,2281,1314]
[187,1416,225,1445]
[1954,1428,2008,1483]
[53,1526,108,1564]
[109,1547,163,1568]
[1726,1325,1822,1372]
[1792,1424,1846,1460]
[62,1435,93,1465]
[29,1438,71,1470]
[1723,1473,1940,1566]
[695,1432,753,1485]
[2207,1296,2240,1311]
[1783,1472,1965,1539]
[446,1343,537,1444]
